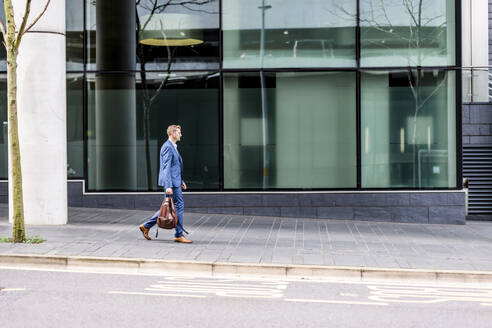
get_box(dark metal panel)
[463,145,492,214]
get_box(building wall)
[462,104,492,144]
[462,0,492,145]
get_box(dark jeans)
[143,186,184,237]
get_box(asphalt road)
[0,267,491,328]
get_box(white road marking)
[285,298,388,306]
[157,280,287,289]
[1,288,26,292]
[148,277,287,298]
[367,285,492,305]
[108,291,205,298]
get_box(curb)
[1,253,492,285]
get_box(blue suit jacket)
[158,139,183,188]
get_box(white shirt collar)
[169,139,177,149]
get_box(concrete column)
[95,0,136,190]
[9,0,67,224]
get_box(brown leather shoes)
[174,236,192,243]
[139,225,151,240]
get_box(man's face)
[173,129,182,142]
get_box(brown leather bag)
[157,197,178,229]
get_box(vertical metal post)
[259,1,271,189]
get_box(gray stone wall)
[0,182,467,224]
[462,104,492,144]
[63,181,466,224]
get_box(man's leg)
[172,186,184,238]
[143,210,159,229]
[139,191,164,240]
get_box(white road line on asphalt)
[157,280,288,289]
[1,288,26,291]
[148,286,283,294]
[108,291,205,298]
[367,285,492,304]
[481,303,492,306]
[284,298,388,306]
[145,288,283,298]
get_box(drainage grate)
[463,145,492,215]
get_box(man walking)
[139,125,192,243]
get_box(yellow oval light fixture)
[139,38,203,47]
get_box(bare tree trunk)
[4,0,25,242]
[8,54,25,242]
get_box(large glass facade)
[67,74,84,179]
[0,75,6,179]
[360,0,455,67]
[224,72,356,188]
[59,0,461,191]
[136,0,220,70]
[223,0,356,68]
[86,72,219,191]
[361,70,457,188]
[67,0,84,70]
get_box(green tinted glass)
[87,72,219,191]
[360,0,455,67]
[223,0,356,68]
[224,71,357,189]
[67,74,84,178]
[361,70,457,188]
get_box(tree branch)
[22,0,51,36]
[14,0,32,50]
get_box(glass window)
[361,70,457,188]
[360,0,455,67]
[0,4,6,71]
[86,0,220,71]
[0,75,6,179]
[86,0,96,70]
[87,71,219,191]
[67,0,84,70]
[67,74,84,178]
[223,0,356,69]
[137,0,220,70]
[223,71,356,189]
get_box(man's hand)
[166,188,173,195]
[181,182,187,190]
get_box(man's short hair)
[167,124,181,136]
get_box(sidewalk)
[1,204,492,278]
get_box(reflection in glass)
[87,0,220,70]
[361,70,456,188]
[67,0,84,70]
[0,75,6,179]
[0,3,5,70]
[462,68,489,103]
[360,0,455,67]
[223,0,356,68]
[93,0,137,191]
[87,72,219,191]
[86,0,96,70]
[67,74,84,178]
[224,72,356,189]
[136,0,219,70]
